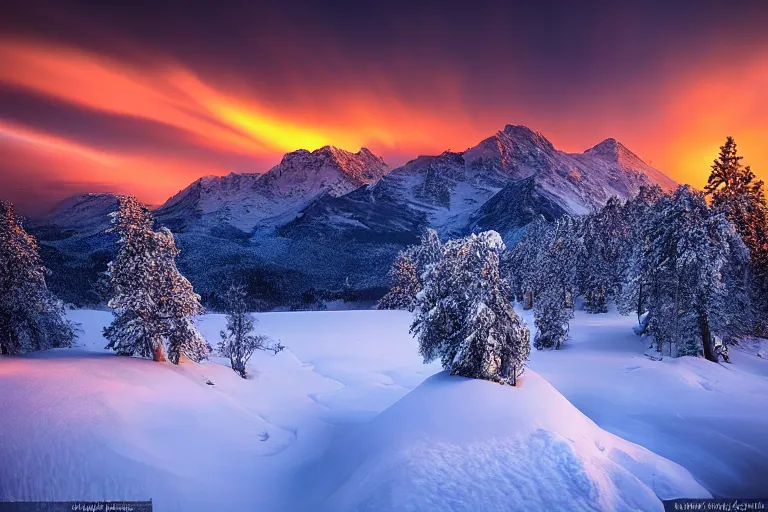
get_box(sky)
[0,0,766,215]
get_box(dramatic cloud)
[0,0,766,214]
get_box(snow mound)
[300,371,709,512]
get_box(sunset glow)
[1,2,766,214]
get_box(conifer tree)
[532,216,582,349]
[0,201,74,355]
[378,229,443,311]
[411,231,529,384]
[377,248,420,311]
[503,217,552,309]
[580,197,627,313]
[643,186,748,360]
[218,284,283,378]
[615,185,665,327]
[104,196,208,364]
[704,137,768,334]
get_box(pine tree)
[580,197,627,313]
[104,196,208,364]
[503,217,552,309]
[532,216,582,349]
[616,185,665,327]
[643,186,748,360]
[218,284,283,378]
[411,231,529,384]
[377,248,420,311]
[704,137,768,335]
[0,201,74,355]
[378,229,443,311]
[413,228,444,273]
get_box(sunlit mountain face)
[1,0,766,215]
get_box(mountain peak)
[581,138,677,191]
[492,125,556,154]
[503,124,535,136]
[585,138,639,163]
[38,192,123,229]
[316,145,382,163]
[275,145,389,188]
[463,124,556,178]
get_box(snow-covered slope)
[579,138,677,192]
[0,309,442,511]
[0,309,728,512]
[281,125,676,241]
[156,146,389,231]
[33,193,122,233]
[521,306,768,499]
[299,371,709,512]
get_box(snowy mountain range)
[156,146,389,232]
[28,125,676,308]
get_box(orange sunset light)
[0,31,766,213]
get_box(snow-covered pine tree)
[217,284,283,378]
[411,231,529,385]
[378,228,443,311]
[503,216,552,309]
[615,185,666,328]
[704,136,768,335]
[580,197,627,313]
[104,196,208,364]
[532,216,583,349]
[643,186,749,360]
[413,228,444,273]
[0,201,74,355]
[377,248,420,311]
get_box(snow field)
[2,308,765,510]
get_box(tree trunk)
[672,277,680,357]
[153,341,168,362]
[699,313,717,362]
[523,290,533,310]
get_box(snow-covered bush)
[104,196,208,364]
[0,201,74,355]
[218,284,284,378]
[411,230,529,385]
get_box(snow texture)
[299,371,708,512]
[1,308,764,511]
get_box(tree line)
[380,137,768,382]
[3,137,765,384]
[1,196,280,378]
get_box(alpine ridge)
[155,145,389,232]
[29,125,676,309]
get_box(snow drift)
[299,371,710,512]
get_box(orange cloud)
[0,38,478,159]
[0,119,232,206]
[0,34,766,215]
[0,36,487,212]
